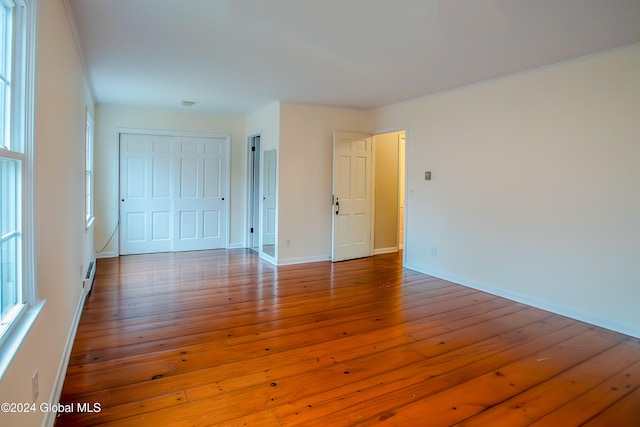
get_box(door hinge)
[250,227,254,233]
[251,146,256,152]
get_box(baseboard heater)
[83,260,96,293]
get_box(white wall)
[0,1,95,426]
[246,101,280,152]
[94,106,246,255]
[278,103,373,263]
[373,45,640,337]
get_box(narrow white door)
[262,149,277,246]
[120,134,174,255]
[173,136,229,252]
[332,131,373,262]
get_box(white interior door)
[173,136,228,252]
[263,149,277,246]
[332,131,373,262]
[120,133,229,255]
[120,134,174,255]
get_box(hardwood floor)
[55,249,640,426]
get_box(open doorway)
[248,134,261,252]
[373,130,406,254]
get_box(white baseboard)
[96,250,118,259]
[277,254,331,266]
[404,263,640,340]
[373,247,399,255]
[98,247,249,257]
[42,291,88,427]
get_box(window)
[85,110,94,228]
[0,0,40,378]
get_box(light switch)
[425,171,432,180]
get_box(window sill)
[0,300,46,380]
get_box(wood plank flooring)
[55,249,640,426]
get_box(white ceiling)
[65,0,640,114]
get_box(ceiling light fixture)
[180,100,196,107]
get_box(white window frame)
[0,0,43,379]
[85,109,94,229]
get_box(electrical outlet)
[431,247,438,256]
[32,370,39,402]
[286,239,292,247]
